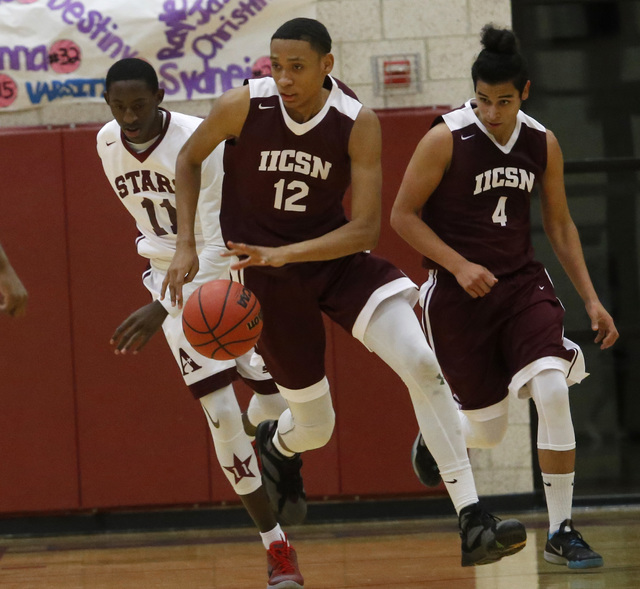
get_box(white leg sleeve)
[200,385,262,495]
[275,379,336,454]
[460,398,510,449]
[529,369,576,451]
[247,392,289,427]
[362,295,470,474]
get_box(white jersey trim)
[443,99,546,155]
[248,75,362,136]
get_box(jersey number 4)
[492,196,508,226]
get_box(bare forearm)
[547,221,600,305]
[282,219,379,263]
[392,210,468,274]
[174,157,202,248]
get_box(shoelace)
[560,529,591,549]
[270,544,296,573]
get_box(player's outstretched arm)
[0,243,28,318]
[111,301,168,354]
[540,131,619,349]
[162,86,251,307]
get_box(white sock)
[542,472,574,535]
[440,466,479,515]
[260,524,287,549]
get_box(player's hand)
[586,301,619,349]
[453,261,498,299]
[161,244,199,308]
[111,301,168,354]
[0,269,28,318]
[223,241,287,269]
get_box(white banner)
[0,0,315,111]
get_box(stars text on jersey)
[115,170,175,198]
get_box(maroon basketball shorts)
[420,261,583,411]
[242,252,414,390]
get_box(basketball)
[182,280,263,360]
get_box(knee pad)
[277,386,336,453]
[529,369,576,451]
[461,412,509,449]
[247,392,289,428]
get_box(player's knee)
[247,391,288,426]
[464,415,508,448]
[530,370,570,415]
[279,406,335,452]
[473,423,506,448]
[200,386,243,441]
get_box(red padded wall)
[0,105,449,515]
[333,107,450,497]
[61,127,213,508]
[0,129,79,513]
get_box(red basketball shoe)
[267,535,304,588]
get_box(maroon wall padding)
[0,129,80,513]
[332,107,450,498]
[0,105,450,515]
[62,127,213,508]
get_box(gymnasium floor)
[0,505,637,588]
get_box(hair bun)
[481,24,518,55]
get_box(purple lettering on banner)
[157,0,267,67]
[0,45,49,72]
[161,61,251,100]
[45,0,138,61]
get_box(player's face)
[269,38,334,123]
[104,80,165,143]
[474,79,530,145]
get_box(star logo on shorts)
[223,454,256,484]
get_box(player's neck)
[284,88,330,124]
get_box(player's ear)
[521,80,531,101]
[322,53,334,75]
[103,91,109,105]
[156,88,165,104]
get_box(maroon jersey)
[221,75,361,248]
[422,100,547,277]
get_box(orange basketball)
[182,280,263,360]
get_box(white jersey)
[97,108,227,316]
[97,108,224,261]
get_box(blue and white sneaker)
[544,519,604,569]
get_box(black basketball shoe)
[411,432,442,487]
[459,503,527,566]
[255,420,307,526]
[544,519,603,569]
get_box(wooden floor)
[0,505,638,588]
